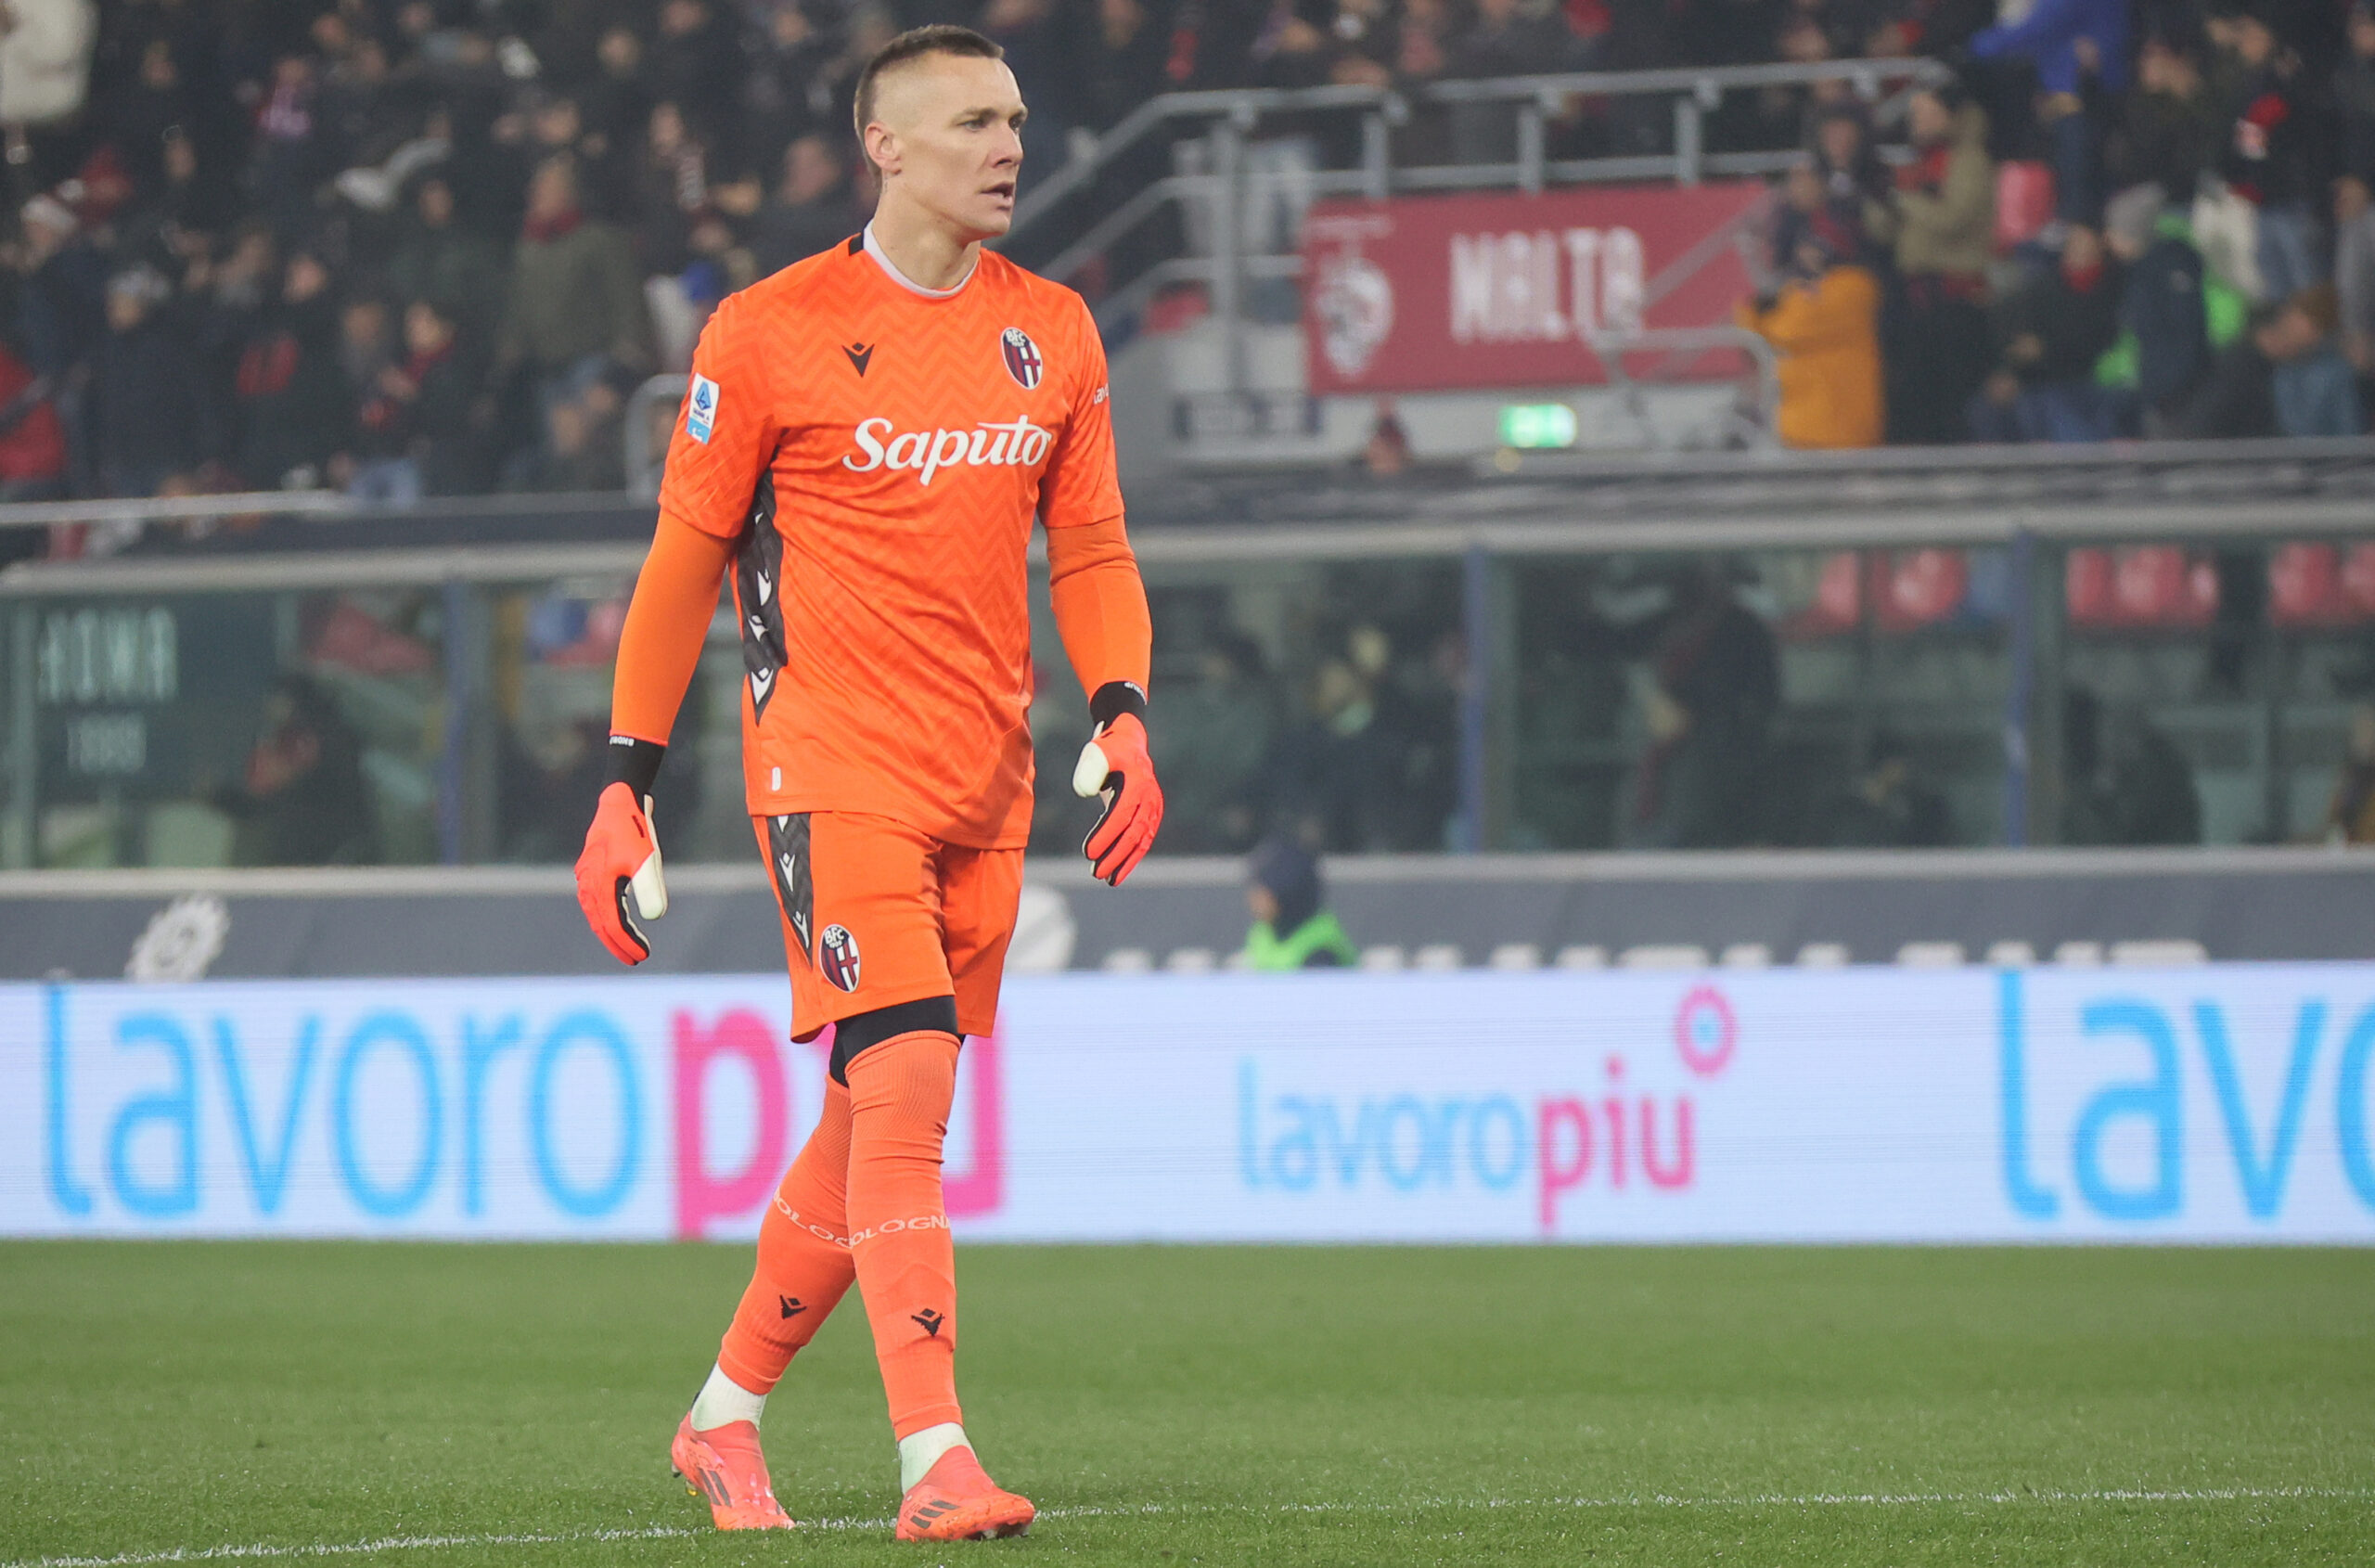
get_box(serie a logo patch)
[999,327,1043,390]
[686,373,720,443]
[819,923,861,992]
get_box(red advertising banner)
[1302,183,1772,395]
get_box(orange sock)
[717,1080,858,1395]
[843,1030,965,1439]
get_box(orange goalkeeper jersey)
[657,235,1126,849]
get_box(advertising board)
[6,967,2372,1242]
[1300,183,1771,395]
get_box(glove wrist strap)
[1087,680,1148,731]
[609,736,665,800]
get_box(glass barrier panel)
[1034,555,1467,856]
[2,588,446,869]
[1505,547,2014,851]
[471,574,758,868]
[2057,538,2375,848]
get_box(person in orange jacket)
[1736,216,1884,449]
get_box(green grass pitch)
[2,1242,2371,1566]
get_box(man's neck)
[867,199,982,293]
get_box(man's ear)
[865,123,898,179]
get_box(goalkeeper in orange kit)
[571,24,1161,1544]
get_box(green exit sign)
[1499,404,1577,449]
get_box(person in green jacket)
[1241,836,1358,970]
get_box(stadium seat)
[1619,945,1711,969]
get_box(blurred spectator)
[2172,301,2279,436]
[2323,702,2375,844]
[1080,0,1172,134]
[2107,29,2223,204]
[1444,0,1585,163]
[2338,175,2375,382]
[211,675,375,866]
[249,53,331,232]
[93,263,201,496]
[1361,398,1411,475]
[750,134,858,276]
[0,331,66,508]
[1806,105,1890,260]
[386,174,507,341]
[1153,632,1278,852]
[2337,3,2375,193]
[499,157,653,383]
[1870,81,1996,444]
[1623,564,1779,849]
[1969,224,2124,443]
[494,154,653,484]
[1738,215,1883,449]
[2102,184,2210,435]
[633,100,716,276]
[2263,284,2363,437]
[1240,834,1358,969]
[1966,0,2127,224]
[2061,687,2201,846]
[351,298,484,498]
[981,0,1076,185]
[231,246,349,491]
[651,0,747,154]
[14,194,103,383]
[2214,4,2323,304]
[1826,730,1951,846]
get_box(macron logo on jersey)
[843,416,1056,486]
[686,374,720,443]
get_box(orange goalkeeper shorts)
[754,811,1022,1045]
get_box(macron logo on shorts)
[686,374,720,443]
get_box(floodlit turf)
[1,1244,2371,1567]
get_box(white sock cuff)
[898,1421,969,1492]
[689,1362,768,1431]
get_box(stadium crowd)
[0,0,2357,546]
[1742,0,2374,448]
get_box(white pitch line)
[9,1486,2370,1568]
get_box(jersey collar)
[861,222,977,299]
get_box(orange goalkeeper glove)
[1072,685,1162,886]
[576,773,669,964]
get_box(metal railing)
[999,57,1949,413]
[3,472,2371,871]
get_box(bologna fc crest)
[999,327,1043,390]
[819,923,861,992]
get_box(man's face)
[528,162,574,221]
[2061,225,2102,276]
[1817,117,1860,167]
[865,53,1026,240]
[2256,308,2313,360]
[1907,92,1950,144]
[785,136,839,201]
[404,302,451,354]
